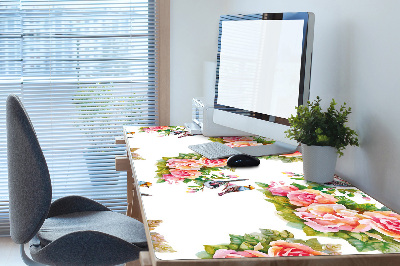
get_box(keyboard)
[188,142,242,159]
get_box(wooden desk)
[119,126,400,266]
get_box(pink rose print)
[161,174,185,184]
[169,169,201,179]
[268,241,327,256]
[268,185,299,197]
[166,159,202,170]
[213,249,268,258]
[363,211,400,241]
[295,204,372,233]
[287,189,338,207]
[222,136,255,142]
[225,141,262,148]
[280,151,302,157]
[199,157,227,168]
[267,181,299,197]
[143,126,170,133]
[218,172,239,179]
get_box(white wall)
[170,0,228,124]
[170,0,400,212]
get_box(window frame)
[156,0,170,126]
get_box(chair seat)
[37,211,147,248]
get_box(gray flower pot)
[301,144,338,183]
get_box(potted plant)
[285,96,359,183]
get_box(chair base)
[20,244,45,266]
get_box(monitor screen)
[213,13,314,156]
[217,19,304,118]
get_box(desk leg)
[126,169,134,217]
[117,139,149,266]
[125,259,140,266]
[127,169,143,222]
[125,252,152,266]
[115,155,143,222]
[125,174,149,266]
[126,172,148,266]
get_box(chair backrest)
[6,94,52,244]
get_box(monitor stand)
[232,141,299,157]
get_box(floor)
[0,237,26,266]
[0,236,141,266]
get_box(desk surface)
[124,126,400,265]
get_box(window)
[0,0,169,236]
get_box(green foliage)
[345,232,400,253]
[378,206,392,211]
[259,154,303,163]
[255,182,269,189]
[204,244,230,255]
[195,251,213,259]
[228,229,295,253]
[207,137,226,144]
[285,96,359,156]
[199,228,337,258]
[290,183,307,190]
[302,219,400,253]
[208,136,275,145]
[252,136,275,145]
[335,196,378,212]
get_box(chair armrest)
[47,195,110,218]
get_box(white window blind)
[0,0,159,236]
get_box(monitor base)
[233,141,299,157]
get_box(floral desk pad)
[124,126,400,261]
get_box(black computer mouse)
[227,154,260,167]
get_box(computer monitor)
[213,12,315,156]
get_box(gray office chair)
[6,94,148,265]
